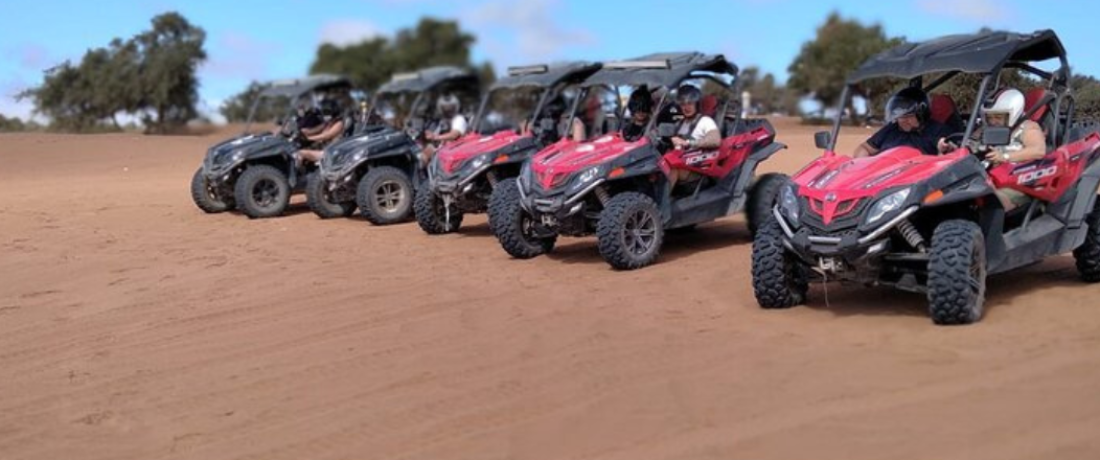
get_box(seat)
[929,94,965,133]
[1023,87,1056,148]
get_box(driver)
[940,88,1046,211]
[669,84,721,189]
[422,94,468,163]
[621,86,653,142]
[854,87,953,157]
[298,98,346,163]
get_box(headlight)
[568,165,604,193]
[865,188,911,225]
[779,183,800,223]
[230,150,245,162]
[468,153,490,170]
[351,150,366,162]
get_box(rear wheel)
[233,165,290,219]
[489,178,555,259]
[190,167,234,213]
[305,172,356,219]
[414,183,463,234]
[1073,203,1100,282]
[357,166,414,225]
[597,192,664,270]
[751,217,808,308]
[928,220,986,325]
[746,173,789,235]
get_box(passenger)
[853,87,953,157]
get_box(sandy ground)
[2,119,1100,460]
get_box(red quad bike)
[416,61,602,234]
[752,29,1100,325]
[490,52,789,270]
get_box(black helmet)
[676,84,703,106]
[627,86,653,114]
[885,87,930,124]
[319,98,341,117]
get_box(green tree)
[787,12,903,122]
[1072,74,1100,121]
[133,12,207,133]
[740,66,791,115]
[19,11,206,133]
[0,114,27,132]
[309,17,493,92]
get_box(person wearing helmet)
[421,93,468,163]
[522,95,585,142]
[854,87,953,157]
[298,98,347,163]
[939,88,1046,211]
[622,86,654,142]
[668,84,721,189]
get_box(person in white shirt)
[668,84,721,189]
[422,94,467,164]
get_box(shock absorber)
[593,185,611,207]
[486,170,499,187]
[896,219,926,251]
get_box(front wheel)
[927,219,987,325]
[233,165,291,219]
[1073,203,1100,282]
[488,178,555,259]
[751,217,808,308]
[357,166,414,225]
[745,172,789,235]
[414,183,463,234]
[305,173,356,219]
[190,167,234,213]
[597,192,664,270]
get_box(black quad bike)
[489,52,789,270]
[307,67,482,225]
[752,29,1100,325]
[415,61,603,234]
[191,74,356,218]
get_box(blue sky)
[2,0,1098,121]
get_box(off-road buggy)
[489,52,789,269]
[415,61,602,234]
[752,30,1100,325]
[190,74,356,218]
[307,67,481,225]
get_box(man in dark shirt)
[854,87,954,157]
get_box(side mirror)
[982,126,1012,147]
[407,118,425,132]
[657,122,677,138]
[813,131,832,150]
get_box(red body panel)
[661,125,775,179]
[529,133,645,189]
[987,132,1100,202]
[792,147,968,225]
[436,131,530,173]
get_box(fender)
[730,142,787,197]
[1065,150,1100,228]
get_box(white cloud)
[461,0,595,68]
[917,0,1012,22]
[318,19,387,47]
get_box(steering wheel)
[941,133,988,157]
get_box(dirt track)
[2,119,1100,460]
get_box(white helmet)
[982,88,1025,127]
[437,94,460,114]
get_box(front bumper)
[775,205,918,266]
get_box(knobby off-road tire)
[414,182,463,234]
[596,192,664,270]
[233,165,290,219]
[305,172,356,219]
[357,166,414,225]
[1073,203,1100,282]
[191,167,234,213]
[745,173,789,236]
[927,219,987,325]
[751,217,809,308]
[488,178,555,259]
